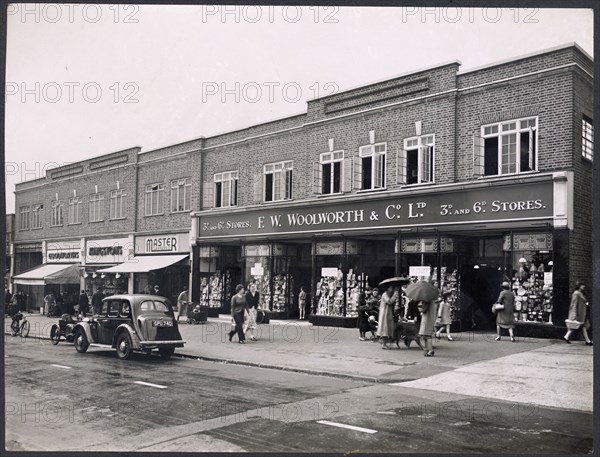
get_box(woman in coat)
[419,298,439,357]
[564,282,592,345]
[377,285,398,349]
[434,291,454,341]
[495,281,516,342]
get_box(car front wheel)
[116,333,133,360]
[74,330,89,353]
[158,347,175,360]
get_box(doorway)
[460,266,502,330]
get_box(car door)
[100,299,128,344]
[93,300,110,343]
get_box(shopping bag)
[230,318,236,332]
[565,319,584,330]
[491,303,505,313]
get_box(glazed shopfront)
[192,173,572,336]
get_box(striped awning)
[13,264,81,286]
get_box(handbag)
[492,303,505,313]
[230,318,236,332]
[565,319,584,330]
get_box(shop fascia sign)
[135,233,188,254]
[85,238,131,264]
[46,240,81,263]
[198,180,554,239]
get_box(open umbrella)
[379,277,411,287]
[404,280,440,302]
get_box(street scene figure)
[377,285,398,349]
[91,288,104,315]
[77,290,89,316]
[298,286,307,320]
[244,283,259,341]
[43,291,56,317]
[494,282,516,342]
[564,282,593,345]
[229,284,248,344]
[177,286,189,323]
[435,291,454,341]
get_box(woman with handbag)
[494,281,516,342]
[563,282,592,345]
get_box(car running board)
[89,343,113,348]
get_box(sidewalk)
[6,314,593,411]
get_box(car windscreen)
[139,300,170,314]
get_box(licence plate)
[152,320,174,327]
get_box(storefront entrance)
[461,266,503,330]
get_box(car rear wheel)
[74,330,89,353]
[158,347,175,360]
[50,324,61,345]
[116,333,133,360]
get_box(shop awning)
[97,254,189,274]
[13,264,81,286]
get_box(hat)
[501,281,510,288]
[518,258,527,263]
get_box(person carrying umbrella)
[404,280,440,357]
[377,284,399,349]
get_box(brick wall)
[569,69,594,292]
[137,147,202,233]
[14,148,140,243]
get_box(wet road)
[5,337,593,452]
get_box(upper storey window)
[474,117,537,177]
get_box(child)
[435,291,454,341]
[298,287,307,320]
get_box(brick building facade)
[11,43,593,337]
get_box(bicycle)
[10,312,30,338]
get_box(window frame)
[31,204,43,229]
[263,161,293,202]
[582,116,593,162]
[50,200,64,227]
[320,150,344,195]
[170,178,192,213]
[358,143,387,191]
[214,171,238,208]
[68,197,82,225]
[19,206,30,231]
[480,117,538,176]
[402,134,435,185]
[109,189,127,220]
[89,192,105,222]
[145,183,164,216]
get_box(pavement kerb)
[3,329,384,383]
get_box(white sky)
[4,5,594,213]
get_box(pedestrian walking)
[91,287,104,315]
[563,281,593,345]
[435,292,454,341]
[44,291,56,316]
[377,285,398,349]
[244,283,259,341]
[5,288,13,306]
[55,291,65,315]
[229,284,249,344]
[357,289,371,341]
[78,290,89,316]
[419,299,439,357]
[298,286,307,320]
[494,281,516,342]
[177,286,189,323]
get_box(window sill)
[582,156,593,164]
[261,198,293,204]
[399,182,435,189]
[144,213,165,217]
[171,210,191,214]
[109,217,127,221]
[89,220,105,223]
[477,170,539,179]
[356,187,387,194]
[67,222,82,226]
[31,227,43,230]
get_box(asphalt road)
[5,337,593,453]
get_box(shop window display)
[504,233,553,324]
[199,273,224,308]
